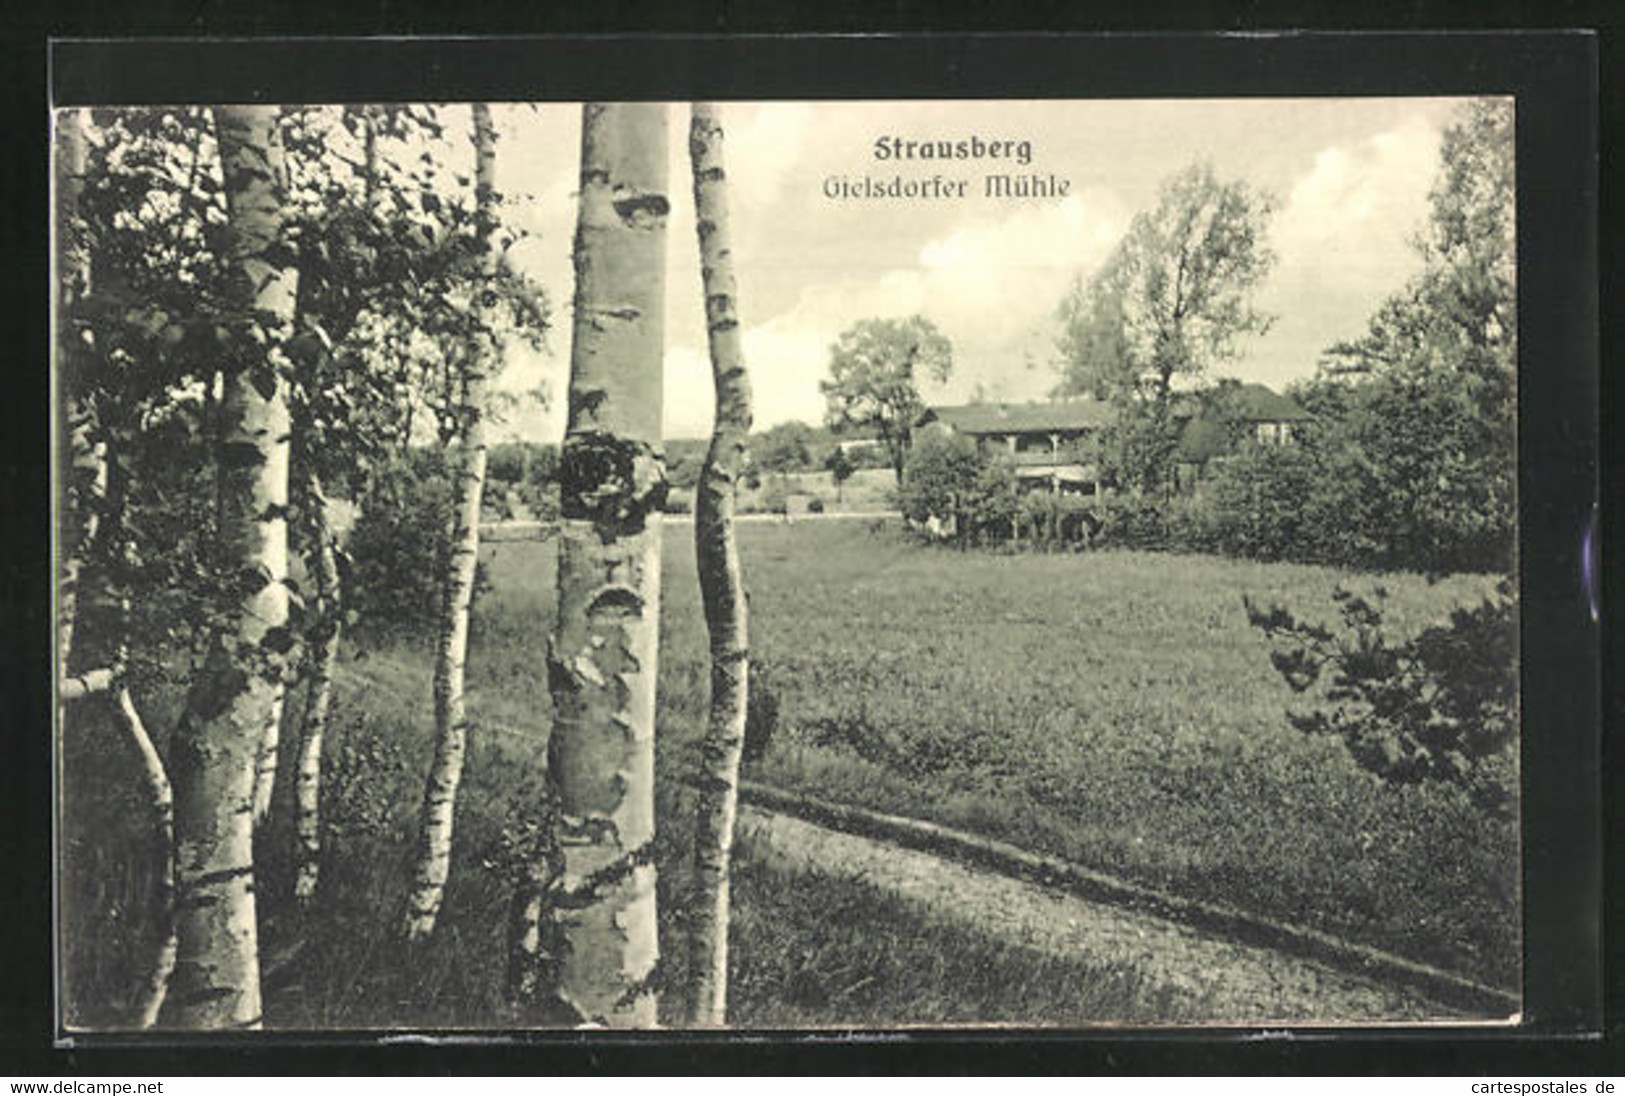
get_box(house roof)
[920,400,1114,435]
[1221,383,1313,422]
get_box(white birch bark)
[56,108,99,676]
[685,103,752,1027]
[539,102,669,1027]
[160,104,296,1030]
[400,103,499,940]
[57,108,178,1028]
[293,473,341,906]
[117,685,177,1027]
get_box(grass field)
[59,518,1517,1028]
[479,520,1517,990]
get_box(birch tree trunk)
[401,102,499,940]
[57,108,178,1028]
[252,697,285,827]
[539,102,669,1027]
[685,103,752,1027]
[56,108,98,676]
[288,102,378,905]
[160,104,296,1030]
[119,682,178,1027]
[293,471,341,906]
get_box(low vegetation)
[522,522,1517,990]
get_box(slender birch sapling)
[685,102,753,1027]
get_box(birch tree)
[402,103,500,939]
[57,108,99,676]
[685,102,752,1027]
[160,104,297,1030]
[55,107,178,1028]
[538,102,669,1027]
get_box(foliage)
[1054,162,1276,493]
[346,449,486,636]
[1246,581,1517,820]
[752,420,818,474]
[1040,105,1515,573]
[482,440,560,522]
[897,430,1016,546]
[1056,162,1278,403]
[824,446,857,500]
[1302,100,1515,573]
[1198,440,1324,562]
[759,479,789,515]
[60,104,550,689]
[820,315,953,483]
[666,451,706,491]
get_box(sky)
[470,97,1483,442]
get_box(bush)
[348,449,486,636]
[1245,580,1518,819]
[899,430,1017,545]
[1094,495,1173,551]
[760,480,789,515]
[806,496,824,514]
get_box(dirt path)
[738,804,1469,1025]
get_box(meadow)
[483,520,1516,989]
[58,519,1517,1028]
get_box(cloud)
[660,189,1129,436]
[1237,113,1442,387]
[724,103,817,208]
[1272,112,1440,290]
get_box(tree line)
[877,102,1515,577]
[57,102,757,1028]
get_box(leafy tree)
[1200,439,1324,562]
[820,315,952,483]
[1246,582,1517,819]
[752,420,816,475]
[898,430,1015,545]
[1055,162,1276,492]
[1313,100,1516,573]
[666,451,705,491]
[346,448,465,634]
[824,446,856,503]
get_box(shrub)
[899,430,1016,545]
[1245,579,1518,819]
[760,480,789,515]
[806,496,825,514]
[348,448,486,636]
[1094,494,1172,551]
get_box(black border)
[5,30,1607,1074]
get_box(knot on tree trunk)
[558,432,668,539]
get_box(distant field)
[666,466,898,515]
[479,521,1517,989]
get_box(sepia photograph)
[53,92,1526,1033]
